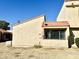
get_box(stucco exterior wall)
[12,16,44,47]
[72,31,79,38]
[40,26,69,48]
[57,1,79,27]
[12,16,70,48]
[40,40,68,48]
[57,1,79,39]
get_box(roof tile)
[43,21,69,27]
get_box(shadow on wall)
[0,31,12,42]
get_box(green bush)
[75,38,79,48]
[34,45,42,48]
[68,32,74,48]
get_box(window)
[44,29,65,40]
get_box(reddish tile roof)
[42,21,69,27]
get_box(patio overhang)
[42,21,70,29]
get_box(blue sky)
[0,0,64,25]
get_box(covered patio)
[41,21,70,48]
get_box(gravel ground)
[0,43,79,59]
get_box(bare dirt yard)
[0,43,79,59]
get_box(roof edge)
[13,15,46,27]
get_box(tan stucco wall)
[40,40,68,48]
[57,1,79,27]
[12,16,44,47]
[41,26,69,48]
[57,1,79,40]
[12,16,70,48]
[72,31,79,38]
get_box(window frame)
[44,29,66,40]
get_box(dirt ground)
[0,43,79,59]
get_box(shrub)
[34,45,42,48]
[68,35,74,48]
[68,31,74,48]
[75,38,79,48]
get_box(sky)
[0,0,64,26]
